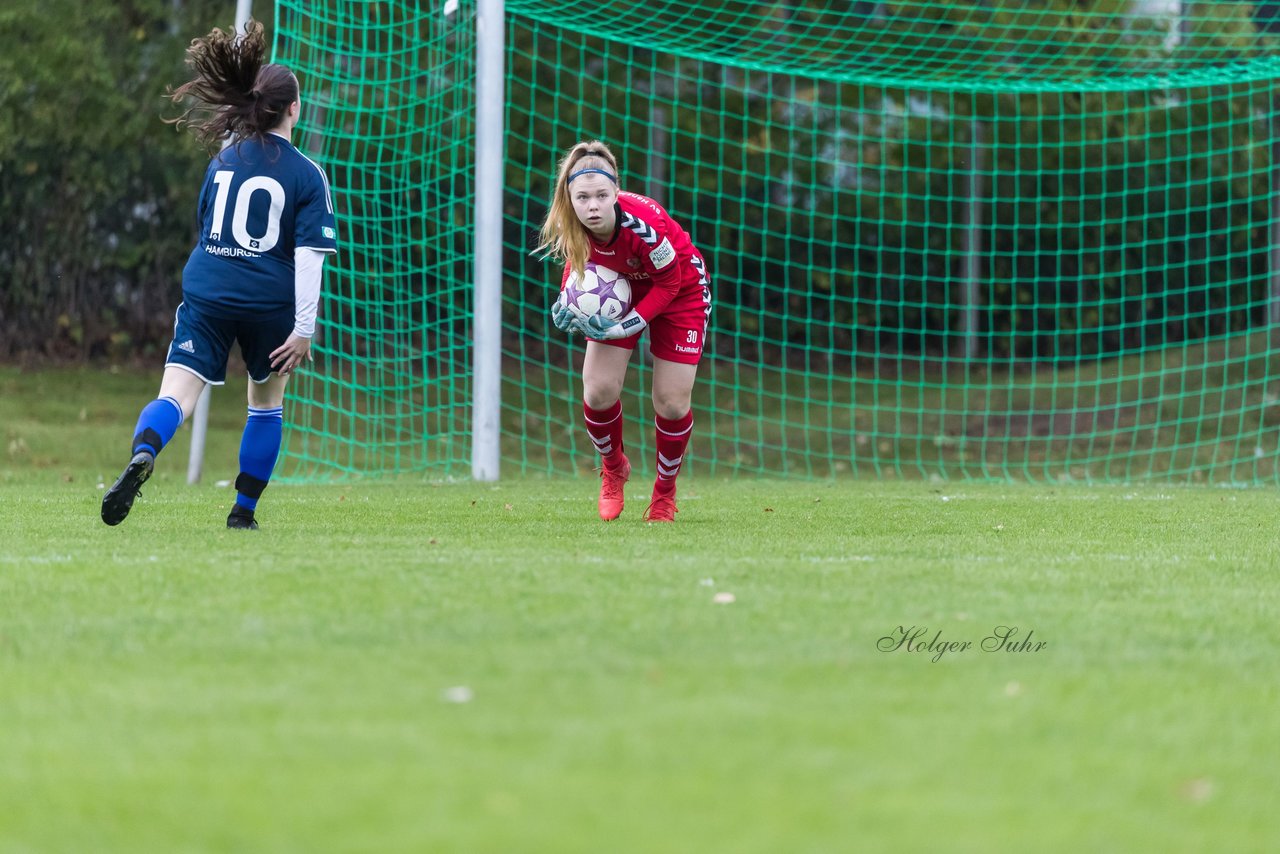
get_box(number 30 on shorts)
[686,330,699,344]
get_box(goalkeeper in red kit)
[536,140,712,522]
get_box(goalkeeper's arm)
[575,260,681,340]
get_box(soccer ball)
[562,262,632,320]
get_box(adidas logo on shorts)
[178,339,196,354]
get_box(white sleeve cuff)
[293,247,327,338]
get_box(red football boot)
[642,482,678,523]
[598,454,631,521]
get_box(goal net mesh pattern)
[272,1,1280,484]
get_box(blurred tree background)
[0,0,272,361]
[3,0,1280,364]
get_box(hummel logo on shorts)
[178,340,196,353]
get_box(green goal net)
[272,0,1280,484]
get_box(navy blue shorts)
[164,302,295,384]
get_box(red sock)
[584,401,625,466]
[654,409,694,494]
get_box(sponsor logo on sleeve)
[323,226,336,239]
[649,238,676,269]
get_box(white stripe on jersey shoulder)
[265,132,335,215]
[298,153,335,215]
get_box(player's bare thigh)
[652,357,698,419]
[248,372,290,409]
[582,341,632,408]
[157,365,208,419]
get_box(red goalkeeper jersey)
[563,191,710,323]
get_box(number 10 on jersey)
[209,170,286,253]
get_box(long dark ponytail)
[166,20,298,149]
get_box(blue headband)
[568,167,617,185]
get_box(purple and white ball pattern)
[564,262,632,320]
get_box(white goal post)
[187,0,255,485]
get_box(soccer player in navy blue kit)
[101,21,337,529]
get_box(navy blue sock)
[131,396,184,457]
[235,406,283,513]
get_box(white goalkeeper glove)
[550,292,577,333]
[576,309,647,341]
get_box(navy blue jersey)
[181,133,337,320]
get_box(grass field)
[2,367,1279,852]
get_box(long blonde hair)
[535,140,620,282]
